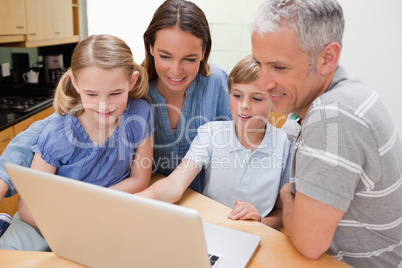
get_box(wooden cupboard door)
[53,0,74,38]
[25,0,53,41]
[0,0,26,35]
[0,193,19,217]
[0,127,14,155]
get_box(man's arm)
[280,183,345,260]
[261,196,283,230]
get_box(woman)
[143,0,231,192]
[0,0,231,202]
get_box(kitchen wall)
[86,0,163,64]
[0,43,77,87]
[86,0,262,72]
[192,0,264,72]
[0,47,39,71]
[87,0,402,135]
[337,0,402,135]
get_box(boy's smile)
[229,80,273,148]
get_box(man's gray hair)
[250,0,345,72]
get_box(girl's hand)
[227,200,262,222]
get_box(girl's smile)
[70,66,138,144]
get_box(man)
[250,0,402,267]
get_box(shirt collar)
[281,113,301,144]
[228,121,273,155]
[327,65,348,94]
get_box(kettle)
[23,70,40,84]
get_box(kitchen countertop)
[0,101,53,132]
[0,83,55,132]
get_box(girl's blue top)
[31,98,153,187]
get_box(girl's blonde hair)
[53,34,149,116]
[227,55,259,91]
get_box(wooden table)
[0,174,351,267]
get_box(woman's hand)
[227,200,262,222]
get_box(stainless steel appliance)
[44,54,64,84]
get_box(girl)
[0,0,230,202]
[138,55,292,230]
[0,34,153,251]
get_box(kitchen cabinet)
[0,0,26,35]
[0,193,18,218]
[53,0,74,39]
[25,0,74,42]
[25,0,54,42]
[0,0,80,47]
[0,0,26,43]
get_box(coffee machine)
[44,54,64,84]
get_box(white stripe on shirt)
[309,105,369,128]
[338,216,402,231]
[299,145,375,190]
[379,128,399,156]
[355,91,379,117]
[331,241,402,260]
[356,177,402,197]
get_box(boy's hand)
[227,200,262,222]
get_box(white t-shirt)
[184,121,292,217]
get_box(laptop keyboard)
[208,253,221,267]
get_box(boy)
[138,55,291,230]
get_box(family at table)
[0,0,400,267]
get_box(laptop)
[4,163,260,268]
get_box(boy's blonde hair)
[227,55,259,91]
[54,34,149,116]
